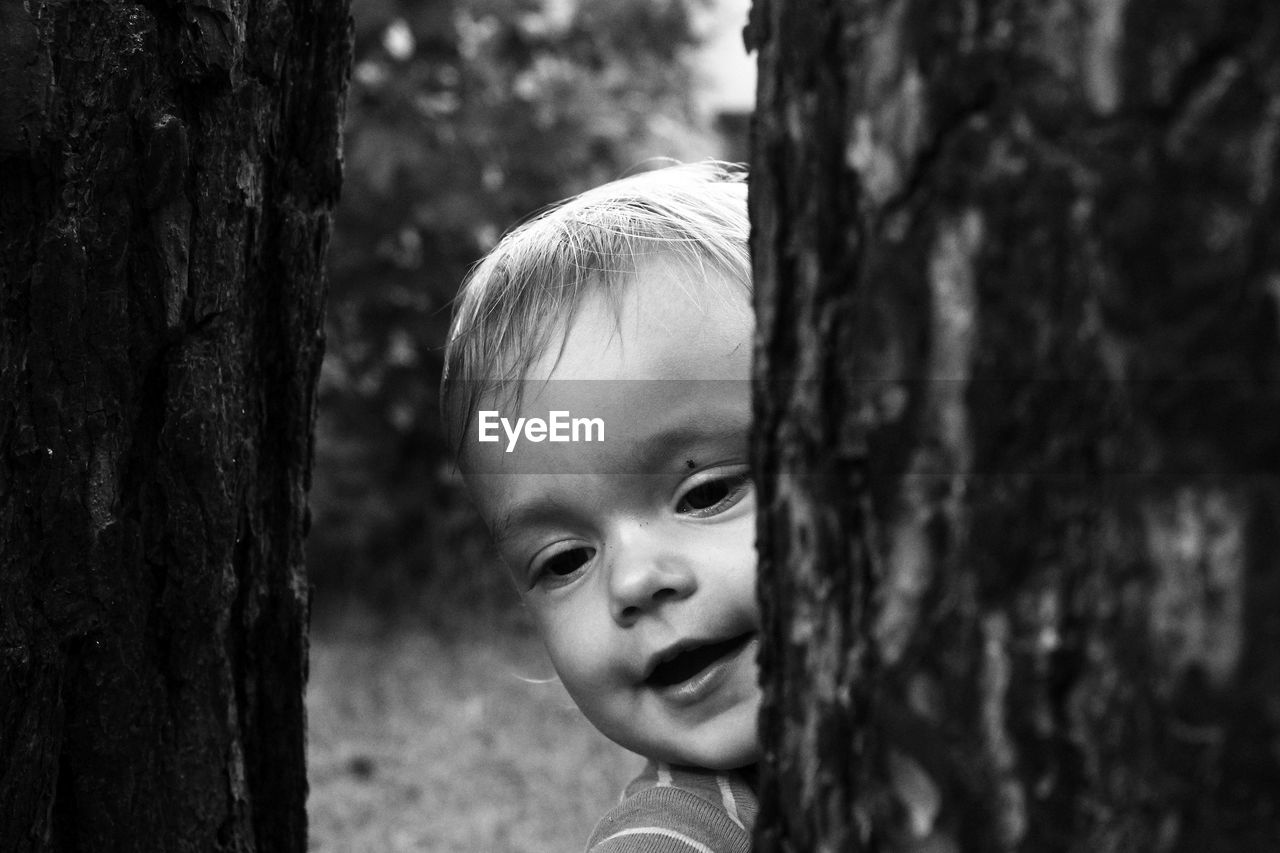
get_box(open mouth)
[645,632,754,688]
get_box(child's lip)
[642,631,755,686]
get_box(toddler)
[442,162,760,852]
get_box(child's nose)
[607,527,696,626]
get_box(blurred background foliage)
[310,0,745,623]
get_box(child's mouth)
[645,632,755,688]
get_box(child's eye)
[530,546,595,586]
[675,471,752,518]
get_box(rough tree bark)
[0,2,350,850]
[749,1,1280,851]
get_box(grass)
[306,611,641,852]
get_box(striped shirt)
[585,761,758,853]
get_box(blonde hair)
[441,161,750,454]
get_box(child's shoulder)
[585,761,757,853]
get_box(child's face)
[464,256,761,769]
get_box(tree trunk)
[0,2,350,850]
[749,1,1280,850]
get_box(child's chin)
[712,736,762,769]
[661,728,762,770]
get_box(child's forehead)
[465,376,751,480]
[460,259,753,477]
[448,251,751,464]
[521,254,751,381]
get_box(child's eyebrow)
[623,411,749,473]
[491,494,581,546]
[489,407,750,544]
